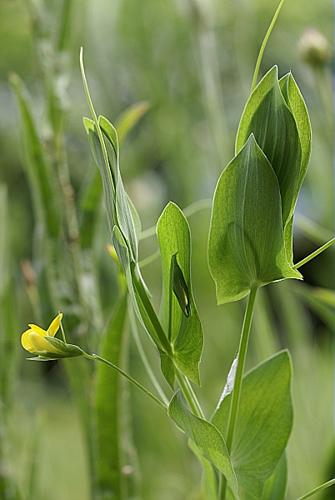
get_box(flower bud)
[298,29,332,68]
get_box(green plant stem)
[175,370,204,418]
[297,478,335,500]
[84,352,166,410]
[129,307,169,406]
[221,286,258,499]
[57,0,73,51]
[296,214,333,245]
[251,0,285,91]
[294,237,335,269]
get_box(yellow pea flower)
[20,313,82,359]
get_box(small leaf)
[208,135,301,304]
[212,351,293,500]
[168,392,239,498]
[157,202,203,384]
[172,254,191,318]
[116,101,149,143]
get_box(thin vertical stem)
[221,287,258,499]
[226,287,258,450]
[251,0,285,91]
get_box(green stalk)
[129,307,169,406]
[297,478,335,500]
[221,287,258,499]
[251,0,285,91]
[294,237,335,269]
[84,353,166,410]
[175,371,204,418]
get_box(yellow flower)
[21,312,64,355]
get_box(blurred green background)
[0,0,334,499]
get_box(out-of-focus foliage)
[0,0,334,499]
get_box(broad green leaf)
[10,74,61,239]
[94,293,128,499]
[208,134,301,304]
[168,392,239,498]
[212,351,293,500]
[262,453,287,500]
[236,66,302,227]
[157,202,203,384]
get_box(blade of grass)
[94,293,128,499]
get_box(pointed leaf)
[208,135,301,304]
[236,66,302,227]
[169,392,239,498]
[212,351,293,500]
[157,202,203,384]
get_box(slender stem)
[294,237,335,269]
[251,0,285,91]
[129,308,169,406]
[175,371,204,418]
[184,376,205,419]
[221,287,258,499]
[297,478,335,500]
[84,352,166,410]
